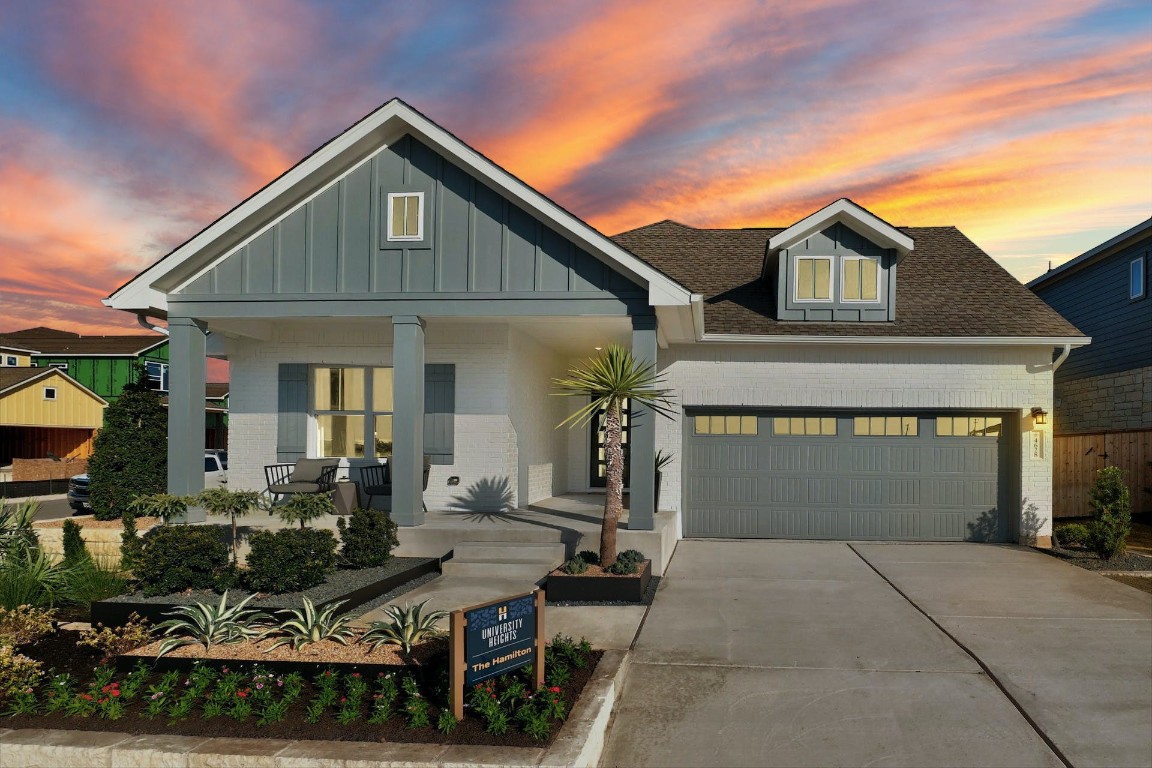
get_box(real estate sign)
[449,590,545,718]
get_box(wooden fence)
[1053,430,1152,518]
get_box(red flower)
[352,673,360,678]
[340,697,347,703]
[549,686,561,693]
[237,691,248,698]
[111,690,121,697]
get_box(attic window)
[43,387,57,401]
[387,192,424,241]
[842,257,879,302]
[3,356,15,366]
[795,257,832,301]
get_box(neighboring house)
[1028,219,1151,517]
[0,367,107,464]
[160,383,230,449]
[0,326,169,403]
[105,99,1085,545]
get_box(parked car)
[68,453,228,512]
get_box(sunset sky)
[1,0,1150,345]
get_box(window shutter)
[423,364,455,465]
[277,364,308,462]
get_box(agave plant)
[155,591,271,657]
[361,599,448,655]
[265,597,356,651]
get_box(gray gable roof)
[613,221,1084,338]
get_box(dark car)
[67,474,90,512]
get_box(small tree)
[553,345,674,567]
[275,493,335,529]
[128,493,190,524]
[196,488,260,562]
[61,520,90,566]
[1087,466,1131,560]
[87,366,167,520]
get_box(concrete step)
[451,541,566,563]
[440,561,556,580]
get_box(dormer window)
[387,192,424,241]
[795,257,833,301]
[842,256,880,302]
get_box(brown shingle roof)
[205,383,229,400]
[0,328,167,356]
[612,222,1084,338]
[0,368,55,392]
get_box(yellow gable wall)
[0,371,105,428]
[0,352,32,367]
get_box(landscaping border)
[546,560,652,603]
[91,557,440,627]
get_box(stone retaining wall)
[33,516,159,567]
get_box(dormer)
[765,199,913,322]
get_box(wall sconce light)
[1030,407,1048,425]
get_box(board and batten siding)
[1033,240,1152,382]
[177,135,643,301]
[0,371,105,429]
[33,345,169,403]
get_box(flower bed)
[91,557,439,627]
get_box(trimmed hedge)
[245,528,337,593]
[136,525,229,597]
[336,508,399,569]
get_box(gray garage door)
[684,412,1010,541]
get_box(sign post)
[450,589,545,720]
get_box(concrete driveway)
[602,541,1152,768]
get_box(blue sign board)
[463,593,538,687]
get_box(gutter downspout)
[136,314,169,336]
[1051,343,1072,372]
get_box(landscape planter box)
[92,557,440,627]
[545,559,652,603]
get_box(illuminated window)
[842,257,879,301]
[853,415,918,436]
[795,257,832,301]
[387,192,423,241]
[313,367,394,458]
[694,415,758,435]
[937,416,1002,437]
[773,417,837,436]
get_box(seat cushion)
[290,459,333,483]
[269,482,322,494]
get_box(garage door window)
[694,415,758,435]
[773,417,836,436]
[853,415,918,436]
[937,416,1002,437]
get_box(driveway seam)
[847,542,1074,768]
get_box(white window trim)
[1131,256,1146,300]
[386,191,424,241]
[3,356,15,366]
[840,256,882,303]
[43,386,57,401]
[792,254,834,303]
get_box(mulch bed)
[1042,545,1152,573]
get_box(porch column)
[392,315,426,526]
[629,315,658,531]
[168,317,207,523]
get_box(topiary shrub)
[1054,522,1090,548]
[245,528,337,593]
[87,367,167,520]
[562,557,589,575]
[1087,466,1131,560]
[336,508,399,568]
[274,493,334,529]
[61,519,89,566]
[136,525,229,597]
[120,512,143,572]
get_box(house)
[1027,219,1151,517]
[0,326,169,403]
[104,99,1086,546]
[160,383,230,450]
[0,367,107,466]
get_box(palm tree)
[553,344,674,567]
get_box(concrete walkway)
[602,541,1152,768]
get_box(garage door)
[684,412,1010,541]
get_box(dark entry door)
[589,399,631,488]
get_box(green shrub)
[63,557,130,611]
[606,558,639,575]
[576,550,599,565]
[0,645,43,705]
[245,528,336,593]
[0,605,56,646]
[120,512,143,571]
[274,493,334,529]
[87,370,167,520]
[1087,466,1132,560]
[61,520,89,566]
[136,525,230,597]
[618,549,645,565]
[77,613,152,663]
[336,508,399,568]
[1054,522,1090,548]
[561,557,588,575]
[0,546,78,609]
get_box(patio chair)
[264,458,338,503]
[360,456,431,511]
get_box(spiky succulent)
[265,597,355,651]
[360,599,448,655]
[155,591,271,657]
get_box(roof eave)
[768,199,914,259]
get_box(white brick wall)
[507,329,568,506]
[654,343,1056,541]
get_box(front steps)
[440,540,566,581]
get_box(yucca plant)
[265,597,355,651]
[361,600,448,656]
[155,591,271,657]
[553,344,674,566]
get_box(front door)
[589,399,631,488]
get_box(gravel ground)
[343,571,442,622]
[1043,546,1152,572]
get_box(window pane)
[372,368,394,411]
[854,416,868,435]
[773,417,789,435]
[711,416,725,434]
[740,415,758,435]
[937,417,952,436]
[970,416,985,436]
[861,259,878,300]
[804,417,820,434]
[885,416,901,436]
[725,415,740,434]
[317,414,365,457]
[695,415,710,434]
[404,195,420,236]
[797,259,814,300]
[813,259,830,299]
[821,417,836,435]
[373,415,393,457]
[391,197,406,237]
[902,417,918,436]
[313,367,365,411]
[844,259,860,300]
[985,417,1002,435]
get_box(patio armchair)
[264,458,339,503]
[360,456,432,511]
